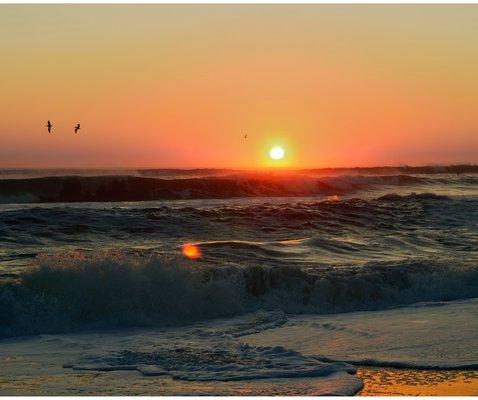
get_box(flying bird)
[46,121,52,133]
[74,123,80,133]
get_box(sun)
[269,146,285,160]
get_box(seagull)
[74,123,80,133]
[46,120,52,133]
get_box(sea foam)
[1,251,477,337]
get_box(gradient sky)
[1,4,477,168]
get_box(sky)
[0,4,477,169]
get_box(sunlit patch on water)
[181,243,201,260]
[327,195,340,202]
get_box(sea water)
[0,167,476,394]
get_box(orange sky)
[0,4,477,168]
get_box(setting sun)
[269,147,285,160]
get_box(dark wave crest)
[0,172,475,203]
[0,175,336,203]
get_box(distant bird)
[244,133,247,139]
[46,120,52,134]
[74,123,80,133]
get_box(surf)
[1,251,477,338]
[0,168,477,204]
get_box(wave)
[301,164,478,176]
[2,164,477,180]
[0,172,476,203]
[0,175,336,203]
[377,192,449,201]
[0,192,465,247]
[1,251,477,338]
[314,356,478,371]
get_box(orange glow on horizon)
[181,242,201,260]
[0,5,477,168]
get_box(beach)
[0,168,477,395]
[0,304,477,395]
[0,367,355,396]
[0,297,477,395]
[1,367,477,396]
[357,368,478,396]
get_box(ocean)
[0,166,477,395]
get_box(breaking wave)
[1,172,476,203]
[1,251,477,337]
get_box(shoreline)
[356,367,478,396]
[1,366,477,395]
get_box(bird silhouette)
[46,121,52,133]
[244,133,247,139]
[74,123,80,133]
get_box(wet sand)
[1,367,477,395]
[357,367,478,396]
[0,370,359,396]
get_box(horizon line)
[0,163,477,171]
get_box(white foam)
[69,343,357,382]
[0,310,362,395]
